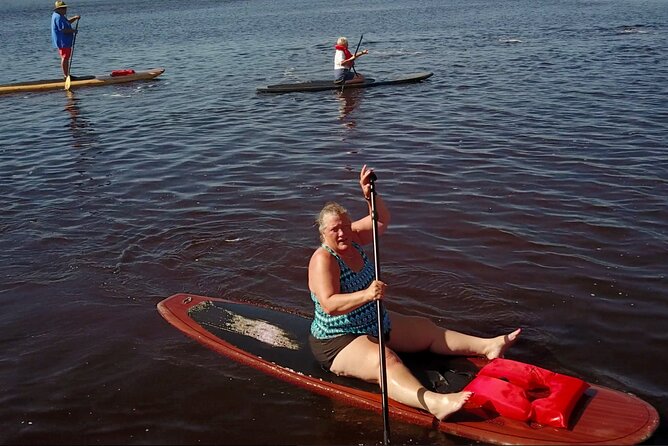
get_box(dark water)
[2,0,666,444]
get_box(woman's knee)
[365,348,404,381]
[393,313,439,334]
[359,345,401,371]
[389,314,443,351]
[384,348,404,369]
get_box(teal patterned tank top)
[310,242,391,339]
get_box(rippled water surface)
[2,0,667,444]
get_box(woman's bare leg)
[331,335,472,420]
[387,311,521,359]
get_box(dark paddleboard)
[256,72,433,93]
[157,293,659,445]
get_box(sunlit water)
[2,0,666,444]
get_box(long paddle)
[368,171,391,446]
[64,18,80,91]
[351,34,363,76]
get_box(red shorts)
[58,47,72,59]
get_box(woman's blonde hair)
[316,202,348,241]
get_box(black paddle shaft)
[68,19,80,77]
[369,171,391,445]
[352,34,364,75]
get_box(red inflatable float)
[464,358,589,428]
[110,69,136,77]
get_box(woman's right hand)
[359,164,374,200]
[366,280,386,302]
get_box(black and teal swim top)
[310,242,391,339]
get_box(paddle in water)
[368,171,391,446]
[64,18,79,91]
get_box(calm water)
[2,0,666,444]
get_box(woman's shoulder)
[310,245,332,262]
[309,246,339,272]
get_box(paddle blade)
[64,75,71,91]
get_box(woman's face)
[321,212,353,252]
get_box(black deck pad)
[188,300,476,394]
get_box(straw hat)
[54,1,68,10]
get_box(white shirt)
[334,49,347,70]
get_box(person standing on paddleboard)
[308,165,522,421]
[334,37,369,84]
[51,1,80,79]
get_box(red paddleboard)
[157,293,659,445]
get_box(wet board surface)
[256,72,433,93]
[157,293,659,445]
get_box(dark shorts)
[309,331,392,371]
[309,334,359,371]
[334,69,355,83]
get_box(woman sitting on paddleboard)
[334,37,369,84]
[308,165,521,420]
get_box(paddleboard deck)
[157,293,659,445]
[256,72,433,93]
[0,68,165,95]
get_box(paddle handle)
[369,171,391,445]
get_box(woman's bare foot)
[426,391,473,420]
[485,328,521,360]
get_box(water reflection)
[337,88,363,128]
[64,91,98,149]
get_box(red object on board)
[110,69,136,77]
[464,358,589,428]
